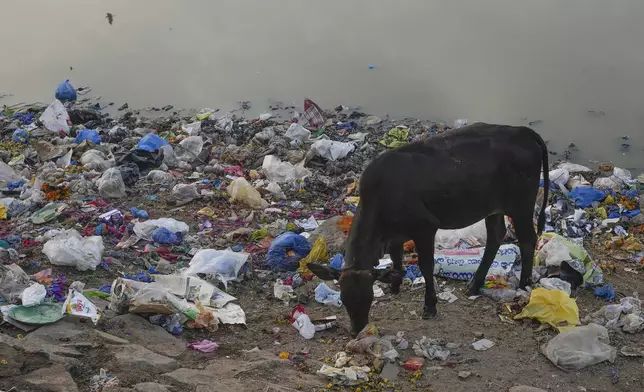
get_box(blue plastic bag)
[569,187,606,208]
[74,129,101,144]
[265,232,312,271]
[151,227,183,245]
[137,133,169,152]
[55,79,77,101]
[594,284,616,300]
[314,282,342,307]
[130,207,149,219]
[330,254,344,270]
[12,129,29,144]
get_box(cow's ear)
[371,268,393,283]
[308,263,342,281]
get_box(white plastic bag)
[292,313,315,339]
[593,177,621,191]
[80,150,114,171]
[541,323,616,371]
[558,162,593,173]
[227,177,268,209]
[539,277,572,295]
[20,283,46,307]
[172,183,199,203]
[274,279,295,303]
[314,282,342,307]
[174,136,204,162]
[62,289,101,324]
[262,155,310,184]
[183,249,250,287]
[182,121,202,136]
[435,219,488,249]
[133,218,189,241]
[97,168,126,198]
[42,230,104,271]
[39,100,70,134]
[147,170,173,184]
[549,168,570,194]
[265,182,286,199]
[310,140,355,161]
[284,123,311,143]
[539,238,572,267]
[56,149,73,168]
[433,244,519,281]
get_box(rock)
[112,344,179,374]
[94,330,130,345]
[163,368,243,392]
[0,343,24,377]
[629,213,644,226]
[106,314,186,357]
[25,319,89,344]
[21,364,79,392]
[458,371,472,380]
[509,387,547,392]
[474,331,484,339]
[307,216,348,254]
[134,382,173,392]
[0,329,82,366]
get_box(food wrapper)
[62,289,101,324]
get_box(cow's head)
[308,263,394,337]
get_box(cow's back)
[360,123,544,232]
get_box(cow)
[308,123,549,336]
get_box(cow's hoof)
[422,307,437,319]
[466,281,481,297]
[391,283,401,295]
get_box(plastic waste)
[314,282,342,307]
[540,277,572,295]
[55,79,77,101]
[183,249,250,287]
[172,183,199,203]
[593,284,615,300]
[56,149,72,168]
[20,283,46,307]
[310,140,355,161]
[39,100,70,134]
[80,150,114,171]
[549,168,570,194]
[435,219,489,249]
[412,336,451,360]
[133,218,189,241]
[137,133,169,152]
[541,323,616,371]
[284,122,311,143]
[151,227,182,245]
[539,237,572,267]
[558,162,593,173]
[74,129,101,144]
[182,121,202,136]
[0,162,21,184]
[569,186,605,208]
[188,339,218,353]
[298,237,327,276]
[317,364,370,384]
[567,175,591,190]
[265,182,286,199]
[330,254,344,270]
[403,357,425,371]
[472,338,495,351]
[454,119,469,128]
[265,232,312,271]
[274,279,296,303]
[480,288,519,302]
[226,177,268,209]
[537,233,604,287]
[515,288,579,331]
[303,98,326,128]
[174,136,204,162]
[291,306,315,339]
[147,170,173,184]
[433,244,519,281]
[42,229,104,271]
[130,207,149,219]
[262,155,311,184]
[593,177,621,192]
[12,129,29,144]
[0,264,31,304]
[62,288,101,324]
[97,168,126,198]
[380,126,409,148]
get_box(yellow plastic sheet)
[298,237,328,276]
[0,205,6,220]
[514,287,579,332]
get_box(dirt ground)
[3,192,644,392]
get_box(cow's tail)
[535,131,549,235]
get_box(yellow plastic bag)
[514,288,579,332]
[298,237,328,276]
[0,205,6,220]
[226,177,268,209]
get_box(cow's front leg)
[414,230,438,319]
[387,240,405,294]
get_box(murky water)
[2,0,643,170]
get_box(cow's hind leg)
[387,240,405,294]
[466,214,506,296]
[413,229,438,318]
[511,213,538,289]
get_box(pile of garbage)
[2,79,644,388]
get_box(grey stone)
[94,330,130,345]
[1,329,82,365]
[112,344,179,374]
[0,343,24,377]
[509,387,547,392]
[307,215,348,253]
[21,364,79,392]
[163,368,241,392]
[134,382,173,392]
[106,314,186,357]
[629,213,644,226]
[25,319,88,344]
[458,371,472,380]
